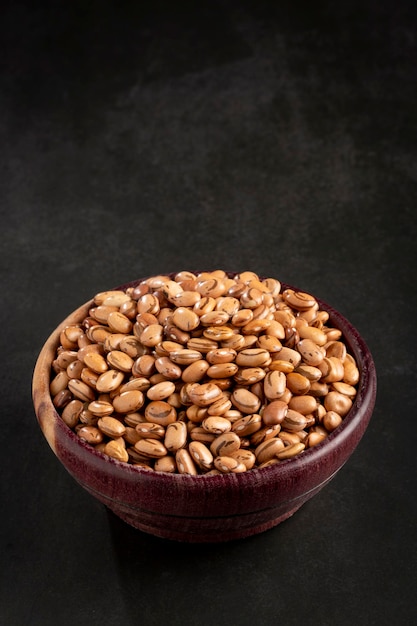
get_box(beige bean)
[134,438,168,458]
[119,378,151,394]
[189,441,214,470]
[175,448,198,475]
[306,431,327,447]
[220,334,246,351]
[187,337,218,353]
[206,348,236,364]
[320,357,345,383]
[195,278,227,299]
[171,290,201,307]
[154,456,177,473]
[80,367,99,389]
[164,421,188,452]
[132,355,156,377]
[94,290,130,306]
[343,359,360,385]
[146,381,176,401]
[324,391,352,416]
[231,388,261,414]
[137,293,160,315]
[294,364,322,381]
[216,296,240,317]
[331,381,357,398]
[282,289,316,311]
[298,325,327,346]
[118,335,146,359]
[323,411,343,432]
[268,360,295,374]
[193,296,216,316]
[160,280,184,302]
[189,426,216,444]
[112,390,144,413]
[168,349,203,365]
[286,372,311,395]
[66,359,85,379]
[288,395,318,415]
[200,310,230,326]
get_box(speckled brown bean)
[145,401,177,426]
[95,369,124,393]
[50,371,70,396]
[97,416,126,438]
[255,437,285,464]
[147,381,176,401]
[202,416,232,435]
[172,307,200,331]
[188,382,223,407]
[88,400,114,416]
[203,326,235,341]
[112,390,144,414]
[281,409,308,432]
[229,449,256,470]
[135,422,166,440]
[164,421,188,452]
[68,379,96,402]
[140,323,164,347]
[206,363,239,379]
[214,456,246,473]
[282,289,316,311]
[277,442,305,459]
[77,425,103,445]
[297,339,324,366]
[235,348,271,368]
[189,441,214,470]
[206,395,232,416]
[106,350,134,373]
[234,367,266,386]
[210,432,241,457]
[231,388,261,414]
[232,413,262,436]
[134,438,168,458]
[154,357,182,380]
[175,448,198,475]
[61,399,84,428]
[263,370,286,400]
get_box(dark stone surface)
[1,1,416,624]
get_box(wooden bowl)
[32,277,376,542]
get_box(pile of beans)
[50,271,360,475]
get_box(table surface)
[2,1,416,624]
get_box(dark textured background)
[1,1,416,624]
